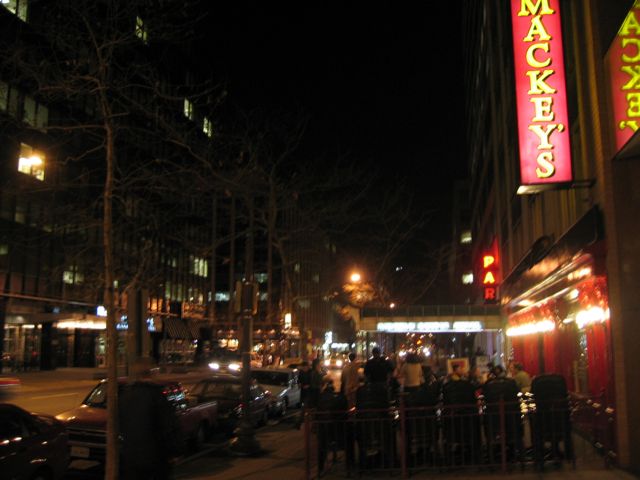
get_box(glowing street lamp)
[350,272,361,283]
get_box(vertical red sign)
[481,242,500,304]
[511,0,573,190]
[607,3,640,153]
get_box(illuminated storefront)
[502,208,613,403]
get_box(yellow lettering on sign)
[622,65,640,90]
[536,152,555,178]
[526,70,556,94]
[523,15,552,42]
[530,96,555,121]
[483,271,496,285]
[483,255,495,268]
[518,0,554,16]
[528,124,561,149]
[626,92,640,117]
[622,38,640,63]
[619,11,640,36]
[526,43,551,68]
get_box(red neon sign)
[481,249,499,304]
[607,3,640,153]
[511,0,573,191]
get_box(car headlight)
[228,363,241,371]
[336,360,343,367]
[324,359,330,367]
[208,362,220,370]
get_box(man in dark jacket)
[118,358,182,480]
[364,347,393,386]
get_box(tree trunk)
[228,195,236,326]
[209,194,217,325]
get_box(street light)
[350,272,361,283]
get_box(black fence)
[303,390,615,479]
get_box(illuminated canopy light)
[506,319,555,337]
[576,307,609,329]
[376,321,483,333]
[57,320,106,330]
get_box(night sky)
[203,2,466,278]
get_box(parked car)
[187,375,272,434]
[55,376,218,464]
[0,376,20,401]
[207,350,262,373]
[250,367,301,413]
[0,403,69,480]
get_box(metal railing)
[303,393,615,479]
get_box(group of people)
[295,348,533,425]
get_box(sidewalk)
[172,419,639,480]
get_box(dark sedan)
[187,375,271,434]
[0,403,69,480]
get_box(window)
[460,230,472,244]
[215,291,230,302]
[461,272,474,285]
[203,117,213,137]
[135,16,148,43]
[22,95,48,130]
[183,98,193,120]
[1,0,28,21]
[189,256,208,277]
[63,265,84,285]
[18,143,45,181]
[0,245,8,255]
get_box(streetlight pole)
[231,196,261,456]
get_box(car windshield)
[84,383,110,407]
[251,371,289,387]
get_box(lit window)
[18,143,45,181]
[1,0,27,21]
[183,98,193,120]
[460,230,472,244]
[190,256,208,277]
[294,263,301,273]
[312,274,320,283]
[23,96,48,130]
[255,273,268,283]
[63,265,84,285]
[203,117,213,137]
[0,244,8,255]
[135,16,148,43]
[461,272,474,285]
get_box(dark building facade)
[463,0,640,472]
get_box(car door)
[250,385,267,425]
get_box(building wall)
[463,0,640,471]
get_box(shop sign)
[481,242,500,304]
[511,0,573,193]
[607,1,640,152]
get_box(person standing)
[309,358,325,409]
[398,352,424,393]
[512,362,532,393]
[340,352,360,408]
[364,347,394,387]
[118,358,182,480]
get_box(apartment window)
[460,230,472,244]
[255,273,268,283]
[135,16,148,43]
[189,255,208,277]
[1,0,28,21]
[22,95,48,130]
[461,272,474,285]
[183,98,193,120]
[63,265,84,285]
[0,244,8,255]
[203,117,213,137]
[18,143,45,181]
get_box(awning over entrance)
[164,318,190,339]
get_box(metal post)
[304,410,311,480]
[399,393,408,478]
[499,398,507,473]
